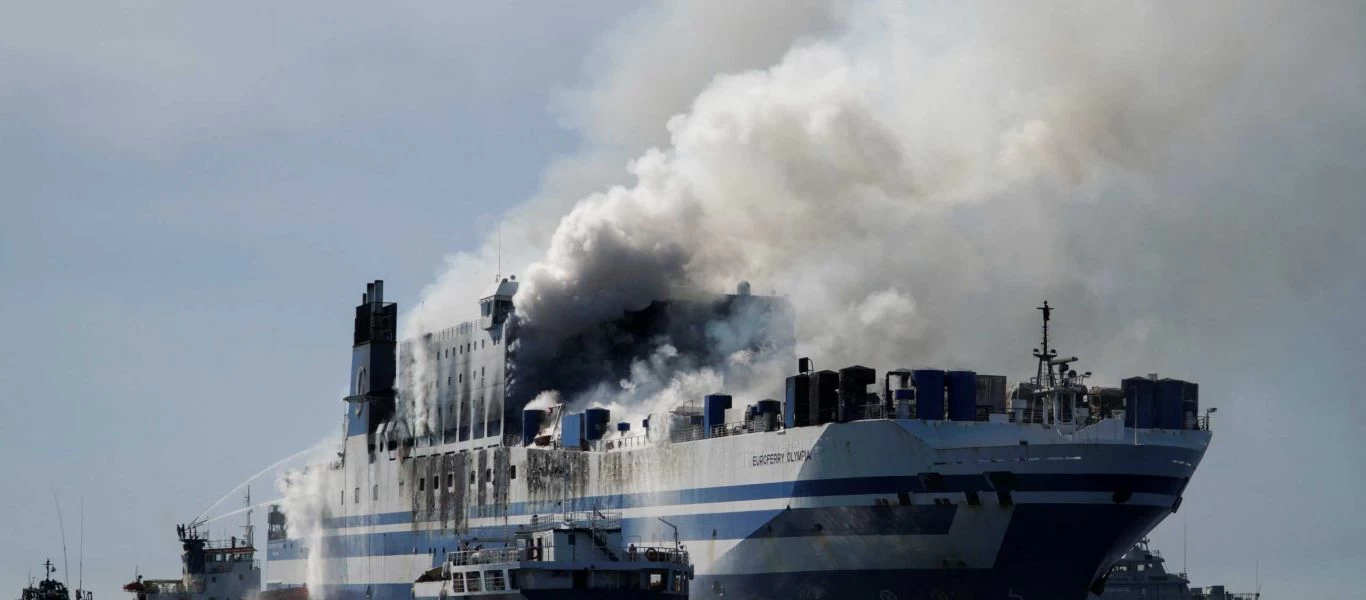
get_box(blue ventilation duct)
[946,370,978,422]
[704,394,732,438]
[913,370,946,421]
[584,408,611,441]
[522,409,545,446]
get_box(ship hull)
[695,503,1168,600]
[267,419,1207,600]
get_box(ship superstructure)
[266,280,1213,600]
[123,517,260,600]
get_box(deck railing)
[521,511,623,532]
[445,542,688,568]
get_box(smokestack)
[374,280,384,305]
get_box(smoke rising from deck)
[401,1,1366,422]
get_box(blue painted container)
[704,394,733,438]
[521,408,544,446]
[1122,378,1156,429]
[1155,379,1186,430]
[811,370,840,424]
[562,412,584,449]
[785,374,811,428]
[584,408,611,441]
[946,370,978,422]
[617,422,631,433]
[913,369,946,421]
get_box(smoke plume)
[402,1,1365,425]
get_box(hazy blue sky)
[3,2,1364,599]
[0,1,638,594]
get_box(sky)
[2,1,1364,598]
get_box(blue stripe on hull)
[269,505,958,561]
[315,472,1189,530]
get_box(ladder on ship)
[588,511,620,562]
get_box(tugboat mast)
[242,487,254,548]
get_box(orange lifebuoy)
[644,548,659,562]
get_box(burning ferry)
[265,279,1211,600]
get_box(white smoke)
[274,440,344,600]
[402,0,1364,422]
[524,390,562,412]
[395,340,438,438]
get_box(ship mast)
[242,486,254,548]
[1033,302,1057,387]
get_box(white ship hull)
[266,417,1208,600]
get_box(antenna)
[79,498,85,596]
[497,222,502,281]
[50,485,70,590]
[1255,556,1261,599]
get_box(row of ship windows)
[341,466,518,505]
[438,339,492,360]
[443,367,486,387]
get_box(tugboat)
[1092,539,1262,600]
[122,499,261,600]
[411,511,693,599]
[19,560,89,600]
